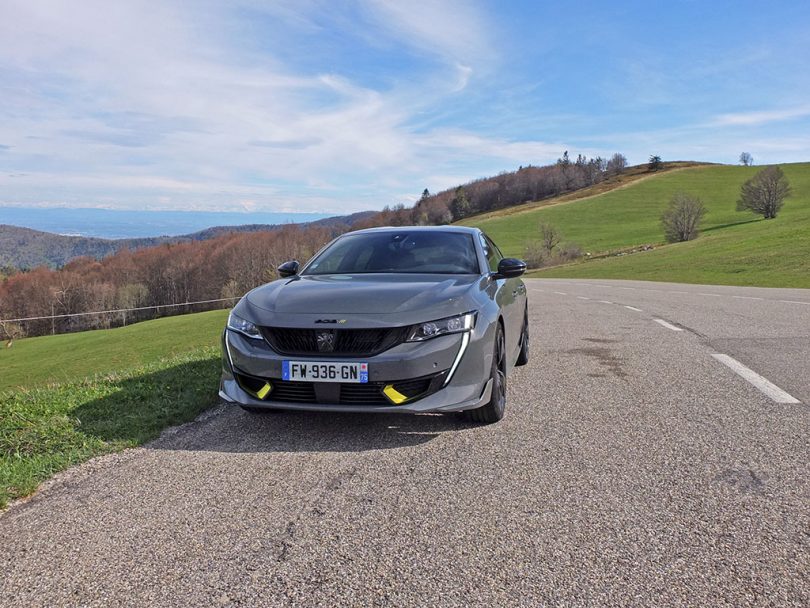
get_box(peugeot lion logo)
[316,330,336,352]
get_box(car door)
[480,233,522,358]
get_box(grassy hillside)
[1,309,229,507]
[465,163,810,288]
[1,309,228,391]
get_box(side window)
[479,234,503,273]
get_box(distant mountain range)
[0,211,375,269]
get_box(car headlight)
[227,311,262,339]
[406,312,476,342]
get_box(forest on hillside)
[0,152,625,339]
[0,210,377,269]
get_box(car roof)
[345,225,483,236]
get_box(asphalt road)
[2,278,808,607]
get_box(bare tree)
[661,192,707,242]
[737,166,791,219]
[739,152,753,166]
[539,222,561,253]
[648,155,662,172]
[0,319,25,346]
[606,153,627,176]
[450,186,471,220]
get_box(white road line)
[624,305,642,312]
[778,300,810,305]
[670,291,687,294]
[732,295,764,301]
[554,291,567,295]
[576,296,590,300]
[653,319,683,331]
[711,354,800,404]
[619,287,636,290]
[599,300,613,304]
[698,293,722,297]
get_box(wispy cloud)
[0,0,550,211]
[712,105,810,127]
[1,1,808,212]
[362,0,493,66]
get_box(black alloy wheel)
[464,323,507,423]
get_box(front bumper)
[220,327,492,413]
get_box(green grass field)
[464,163,810,288]
[1,309,229,507]
[1,309,228,391]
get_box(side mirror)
[277,260,300,278]
[495,258,526,279]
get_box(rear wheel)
[464,323,507,424]
[515,307,529,366]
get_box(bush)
[661,192,707,243]
[523,242,548,269]
[737,166,791,219]
[556,243,583,263]
[523,240,582,269]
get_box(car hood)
[245,274,480,319]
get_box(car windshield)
[303,231,481,275]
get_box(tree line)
[0,225,334,339]
[406,152,627,224]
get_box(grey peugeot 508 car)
[220,226,528,423]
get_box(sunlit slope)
[464,163,810,287]
[464,163,810,256]
[535,209,810,287]
[0,309,228,391]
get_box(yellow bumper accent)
[255,382,273,400]
[382,384,409,405]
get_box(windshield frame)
[300,230,484,277]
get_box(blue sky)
[1,0,809,213]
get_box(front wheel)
[464,323,507,424]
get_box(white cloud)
[19,2,808,213]
[0,0,532,212]
[362,0,493,66]
[712,105,810,127]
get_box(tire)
[515,307,529,366]
[464,323,507,424]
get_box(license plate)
[282,361,368,383]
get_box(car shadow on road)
[152,405,478,454]
[64,356,474,455]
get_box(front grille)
[270,380,317,403]
[339,383,389,405]
[261,326,408,357]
